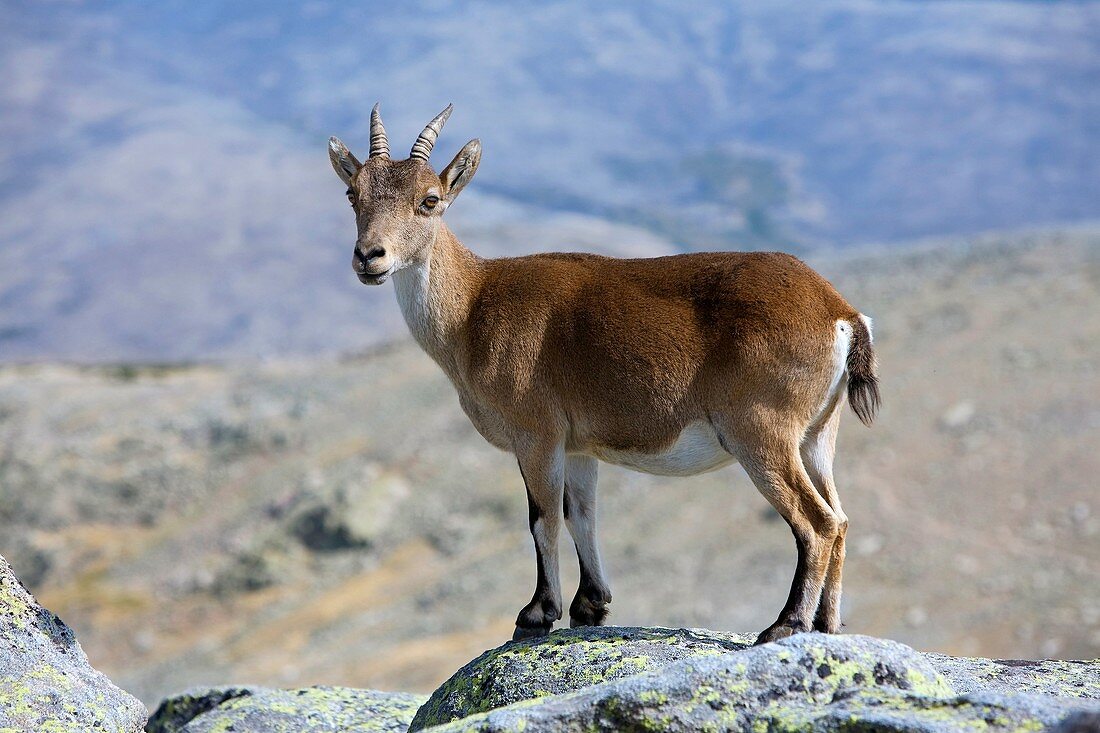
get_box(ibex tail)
[847,314,880,426]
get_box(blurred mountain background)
[1,0,1098,361]
[1,0,1098,710]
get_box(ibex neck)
[392,225,480,365]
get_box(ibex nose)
[353,244,387,274]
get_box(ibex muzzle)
[327,105,880,646]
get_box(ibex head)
[329,104,481,285]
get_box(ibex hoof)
[568,596,610,628]
[754,622,810,646]
[512,624,552,641]
[569,611,609,629]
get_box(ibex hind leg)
[800,390,848,634]
[563,455,612,628]
[720,421,842,645]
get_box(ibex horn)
[369,103,390,159]
[409,104,453,161]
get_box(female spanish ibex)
[328,105,879,645]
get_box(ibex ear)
[440,139,481,204]
[328,137,361,186]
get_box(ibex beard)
[328,104,880,645]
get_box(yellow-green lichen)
[907,668,954,698]
[411,627,755,730]
[0,570,34,630]
[637,689,669,706]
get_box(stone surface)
[1051,710,1100,732]
[410,626,755,730]
[412,628,1100,733]
[927,652,1100,700]
[0,553,147,733]
[145,685,426,733]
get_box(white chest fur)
[393,261,434,349]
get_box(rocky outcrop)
[410,627,756,729]
[0,554,147,733]
[412,627,1100,733]
[142,627,1100,733]
[146,685,426,732]
[143,627,1100,732]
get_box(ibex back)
[328,105,880,644]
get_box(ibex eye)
[422,195,440,210]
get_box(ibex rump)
[328,105,879,644]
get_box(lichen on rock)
[927,653,1100,700]
[0,554,147,733]
[145,685,426,733]
[409,626,755,730]
[412,629,1100,733]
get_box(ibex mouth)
[356,268,393,285]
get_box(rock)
[143,686,254,732]
[1052,710,1100,733]
[409,626,754,730]
[210,547,281,596]
[146,685,426,733]
[412,628,1100,733]
[290,503,373,551]
[926,653,1100,700]
[142,626,1100,733]
[0,553,147,733]
[287,473,408,553]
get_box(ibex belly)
[588,421,735,477]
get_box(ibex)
[328,105,879,644]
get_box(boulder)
[410,626,754,729]
[0,553,147,732]
[146,685,426,733]
[412,628,1100,733]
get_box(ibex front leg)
[564,455,612,627]
[513,441,566,640]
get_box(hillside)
[0,227,1097,706]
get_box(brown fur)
[448,246,859,452]
[328,109,880,644]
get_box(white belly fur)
[588,421,736,477]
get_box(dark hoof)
[569,606,609,628]
[754,622,809,646]
[512,624,552,641]
[568,595,610,628]
[813,617,842,634]
[515,598,561,634]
